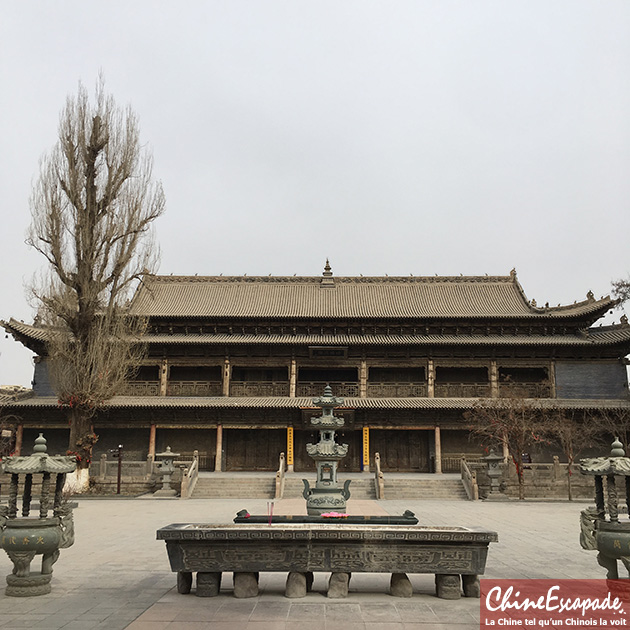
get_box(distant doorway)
[369,429,430,472]
[224,429,285,471]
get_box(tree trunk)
[516,454,525,500]
[65,407,97,494]
[567,460,573,502]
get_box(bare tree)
[465,386,548,500]
[26,79,165,492]
[592,408,630,454]
[543,408,604,501]
[612,277,630,305]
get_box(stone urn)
[0,434,76,596]
[302,385,351,516]
[580,438,630,579]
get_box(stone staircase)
[383,476,468,500]
[191,474,276,499]
[189,473,468,500]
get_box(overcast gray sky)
[1,1,629,387]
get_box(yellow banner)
[362,426,369,468]
[287,427,294,466]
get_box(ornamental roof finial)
[321,259,334,287]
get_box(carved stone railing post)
[374,452,385,500]
[99,454,108,480]
[275,452,286,499]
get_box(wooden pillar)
[215,424,223,471]
[359,360,367,398]
[549,360,556,398]
[222,358,231,397]
[287,427,294,472]
[14,424,23,456]
[427,360,435,398]
[289,359,297,398]
[159,359,169,396]
[490,360,498,398]
[362,426,370,473]
[434,426,442,474]
[148,424,156,460]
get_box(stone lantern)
[483,448,507,501]
[579,438,630,578]
[0,433,76,596]
[302,385,351,516]
[154,446,180,497]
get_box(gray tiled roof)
[4,318,630,348]
[6,395,630,411]
[130,274,614,320]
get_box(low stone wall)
[471,459,596,500]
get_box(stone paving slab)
[0,497,606,629]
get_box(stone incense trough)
[157,522,497,599]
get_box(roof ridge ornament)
[321,259,334,288]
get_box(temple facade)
[3,265,630,473]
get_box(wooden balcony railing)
[167,381,222,397]
[367,383,427,398]
[498,382,552,398]
[230,381,290,397]
[434,383,490,398]
[296,381,360,397]
[119,381,160,396]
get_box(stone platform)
[157,522,497,600]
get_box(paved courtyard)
[0,496,604,629]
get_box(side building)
[3,266,630,473]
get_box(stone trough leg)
[196,572,221,597]
[233,572,259,598]
[390,572,413,597]
[435,574,461,599]
[177,571,193,594]
[327,572,350,598]
[462,574,480,598]
[285,571,307,598]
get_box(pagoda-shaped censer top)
[580,438,630,478]
[2,433,76,520]
[303,385,351,516]
[3,433,77,476]
[306,385,348,461]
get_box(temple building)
[3,264,630,473]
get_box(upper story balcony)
[296,381,359,397]
[118,362,554,399]
[367,382,427,397]
[120,381,160,396]
[168,381,222,396]
[498,382,552,398]
[230,381,289,397]
[434,382,491,397]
